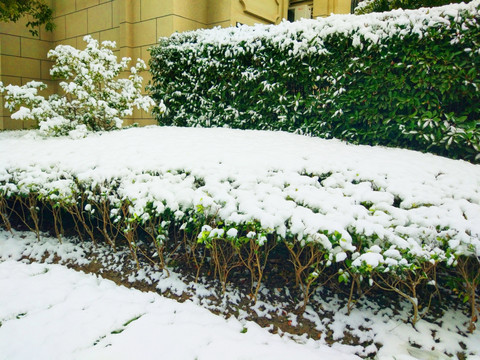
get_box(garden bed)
[0,127,479,331]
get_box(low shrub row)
[1,128,479,331]
[149,1,480,162]
[1,177,478,329]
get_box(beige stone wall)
[53,0,118,48]
[313,0,352,17]
[1,0,350,130]
[233,0,288,26]
[0,0,55,130]
[207,0,231,27]
[53,0,209,126]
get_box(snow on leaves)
[0,127,478,270]
[0,36,161,138]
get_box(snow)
[161,0,480,57]
[0,124,479,359]
[0,258,356,360]
[1,126,479,269]
[0,36,158,137]
[0,1,478,354]
[1,230,480,360]
[352,252,384,268]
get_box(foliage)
[0,159,478,329]
[0,0,54,36]
[149,2,480,163]
[0,36,160,137]
[354,0,468,15]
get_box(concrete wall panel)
[100,28,120,43]
[239,0,281,23]
[174,0,208,25]
[173,16,206,34]
[2,56,41,78]
[54,0,76,16]
[88,2,114,33]
[77,0,100,10]
[1,35,21,56]
[54,16,67,40]
[21,38,52,59]
[141,0,173,21]
[207,0,231,24]
[133,19,157,47]
[66,10,88,38]
[156,16,174,39]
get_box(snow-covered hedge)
[1,127,479,329]
[354,0,466,14]
[149,1,480,163]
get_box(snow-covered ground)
[0,253,353,360]
[1,230,480,360]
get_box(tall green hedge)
[149,1,480,162]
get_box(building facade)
[0,0,352,130]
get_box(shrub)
[0,35,161,137]
[354,0,467,15]
[149,1,480,163]
[1,127,479,329]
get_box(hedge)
[149,1,480,163]
[1,127,479,330]
[354,0,468,14]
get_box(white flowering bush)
[0,36,161,137]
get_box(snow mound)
[1,127,479,269]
